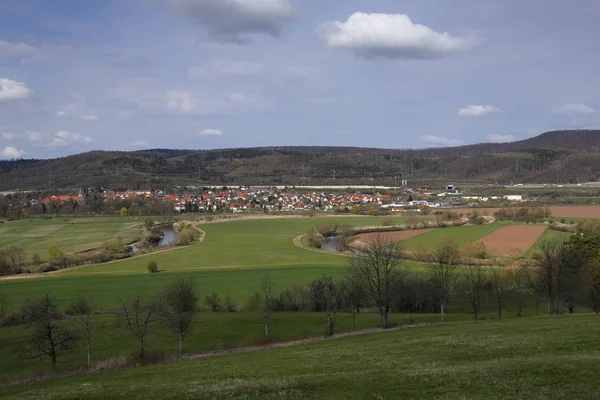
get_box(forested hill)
[1,130,600,190]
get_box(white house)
[504,195,524,201]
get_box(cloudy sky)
[1,0,600,159]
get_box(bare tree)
[428,238,461,323]
[534,239,568,315]
[119,294,156,359]
[258,277,275,343]
[340,271,365,331]
[204,292,222,312]
[22,295,75,369]
[490,268,510,320]
[347,233,406,329]
[463,265,489,320]
[66,297,96,366]
[509,266,531,317]
[313,275,342,336]
[158,278,198,353]
[4,245,25,274]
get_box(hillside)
[2,315,599,399]
[1,130,600,190]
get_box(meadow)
[2,314,599,399]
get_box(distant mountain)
[1,130,599,190]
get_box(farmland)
[476,225,548,256]
[2,315,599,399]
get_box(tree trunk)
[327,313,334,336]
[498,306,502,320]
[264,322,269,343]
[440,302,445,323]
[381,309,389,329]
[140,339,145,359]
[87,340,91,366]
[352,309,356,331]
[179,333,183,353]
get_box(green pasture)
[0,217,150,260]
[401,222,503,250]
[524,228,573,257]
[3,314,599,399]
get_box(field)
[451,205,600,219]
[0,218,150,260]
[476,225,547,256]
[401,223,500,251]
[355,228,432,243]
[2,315,600,399]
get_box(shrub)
[0,311,21,327]
[177,226,199,245]
[368,207,382,216]
[461,242,488,259]
[31,253,41,265]
[529,250,543,261]
[560,218,566,224]
[102,237,128,257]
[147,260,158,273]
[305,227,321,249]
[381,216,394,226]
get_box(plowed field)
[476,225,547,256]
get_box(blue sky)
[1,0,599,159]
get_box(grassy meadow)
[2,314,599,399]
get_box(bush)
[305,227,322,249]
[177,226,199,245]
[529,250,543,261]
[147,260,158,273]
[0,311,21,327]
[461,242,488,259]
[381,216,394,226]
[31,253,41,265]
[368,207,382,216]
[102,237,128,257]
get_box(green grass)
[524,228,573,257]
[2,315,599,399]
[0,217,150,261]
[402,222,503,250]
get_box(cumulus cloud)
[0,146,26,159]
[487,134,516,143]
[0,40,39,58]
[458,105,502,117]
[131,140,150,148]
[421,135,464,147]
[198,129,223,136]
[1,130,43,142]
[46,131,92,148]
[0,78,34,102]
[166,90,197,112]
[318,12,478,60]
[172,0,295,44]
[554,103,597,116]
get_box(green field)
[0,217,151,260]
[402,222,503,250]
[3,315,599,399]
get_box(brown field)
[447,205,600,219]
[476,225,547,256]
[355,229,432,243]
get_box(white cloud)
[165,90,197,112]
[131,140,150,148]
[189,60,265,79]
[1,130,43,142]
[487,134,516,143]
[80,115,99,121]
[46,131,92,148]
[421,135,464,147]
[0,40,39,58]
[318,12,478,60]
[198,129,223,136]
[0,146,26,159]
[25,131,43,142]
[458,105,502,117]
[0,78,34,102]
[1,132,18,140]
[554,103,597,116]
[172,0,295,44]
[56,111,67,117]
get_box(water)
[128,225,177,254]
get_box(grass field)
[2,314,599,399]
[0,217,153,260]
[401,222,502,250]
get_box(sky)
[1,0,600,159]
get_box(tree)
[428,238,461,323]
[312,275,341,336]
[508,266,531,317]
[258,277,275,342]
[22,295,75,369]
[119,294,156,359]
[490,268,510,320]
[144,217,154,231]
[3,245,25,274]
[534,238,568,315]
[347,233,406,329]
[340,272,366,331]
[66,297,96,366]
[147,260,159,273]
[158,278,198,353]
[462,265,488,320]
[204,292,222,312]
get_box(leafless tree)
[3,245,25,274]
[463,265,489,320]
[119,294,156,359]
[490,268,510,320]
[158,278,198,353]
[22,295,75,369]
[509,266,532,317]
[67,297,96,366]
[534,238,568,315]
[313,275,342,336]
[258,277,275,343]
[428,238,461,323]
[340,271,365,331]
[347,233,406,329]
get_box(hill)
[1,130,600,190]
[2,315,599,399]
